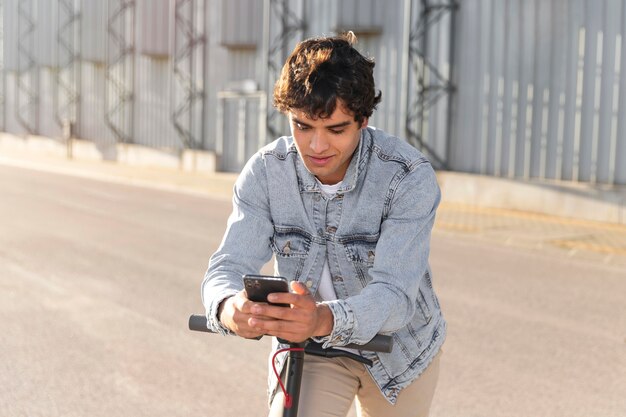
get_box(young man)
[201,33,446,417]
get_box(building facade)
[1,0,624,185]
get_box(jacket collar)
[294,128,371,194]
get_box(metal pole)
[55,0,81,131]
[105,0,135,144]
[418,0,429,147]
[400,0,412,141]
[171,0,205,149]
[16,0,38,134]
[445,0,459,166]
[282,344,305,417]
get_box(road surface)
[0,164,624,417]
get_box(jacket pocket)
[270,227,311,280]
[271,228,311,258]
[343,238,378,287]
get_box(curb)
[437,171,626,226]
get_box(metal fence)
[0,0,624,185]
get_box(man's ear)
[360,117,369,129]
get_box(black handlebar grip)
[188,314,213,332]
[344,334,393,353]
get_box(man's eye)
[295,123,309,130]
[330,129,345,135]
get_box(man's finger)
[264,280,311,305]
[290,280,310,295]
[249,316,307,334]
[251,303,290,319]
[267,291,314,308]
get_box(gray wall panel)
[4,72,27,135]
[135,56,178,149]
[596,0,621,184]
[38,68,61,138]
[36,0,57,67]
[81,1,107,63]
[218,93,265,172]
[452,0,625,185]
[3,0,18,71]
[561,0,584,181]
[79,62,116,148]
[220,0,261,48]
[544,0,569,180]
[138,0,170,58]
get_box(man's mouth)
[308,155,333,166]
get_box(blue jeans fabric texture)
[201,126,446,404]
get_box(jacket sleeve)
[201,153,275,334]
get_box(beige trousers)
[268,350,441,417]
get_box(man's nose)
[310,131,330,153]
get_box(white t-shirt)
[317,180,359,353]
[316,180,342,301]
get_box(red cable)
[272,347,305,409]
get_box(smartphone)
[243,274,290,307]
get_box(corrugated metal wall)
[453,0,626,184]
[0,0,624,184]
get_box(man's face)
[289,101,367,185]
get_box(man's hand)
[218,291,266,339]
[247,281,334,343]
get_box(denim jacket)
[201,127,446,404]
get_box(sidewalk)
[436,201,626,266]
[2,141,626,267]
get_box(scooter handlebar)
[188,314,393,353]
[188,314,214,333]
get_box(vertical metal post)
[55,0,81,134]
[445,0,459,166]
[237,97,246,166]
[406,0,457,170]
[170,0,206,149]
[400,0,412,143]
[215,94,224,156]
[258,91,268,151]
[259,0,271,147]
[16,0,38,134]
[418,0,429,152]
[105,0,135,144]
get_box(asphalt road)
[1,164,624,417]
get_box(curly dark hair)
[273,32,382,126]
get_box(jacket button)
[305,280,313,288]
[326,226,337,233]
[283,241,291,254]
[333,276,343,282]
